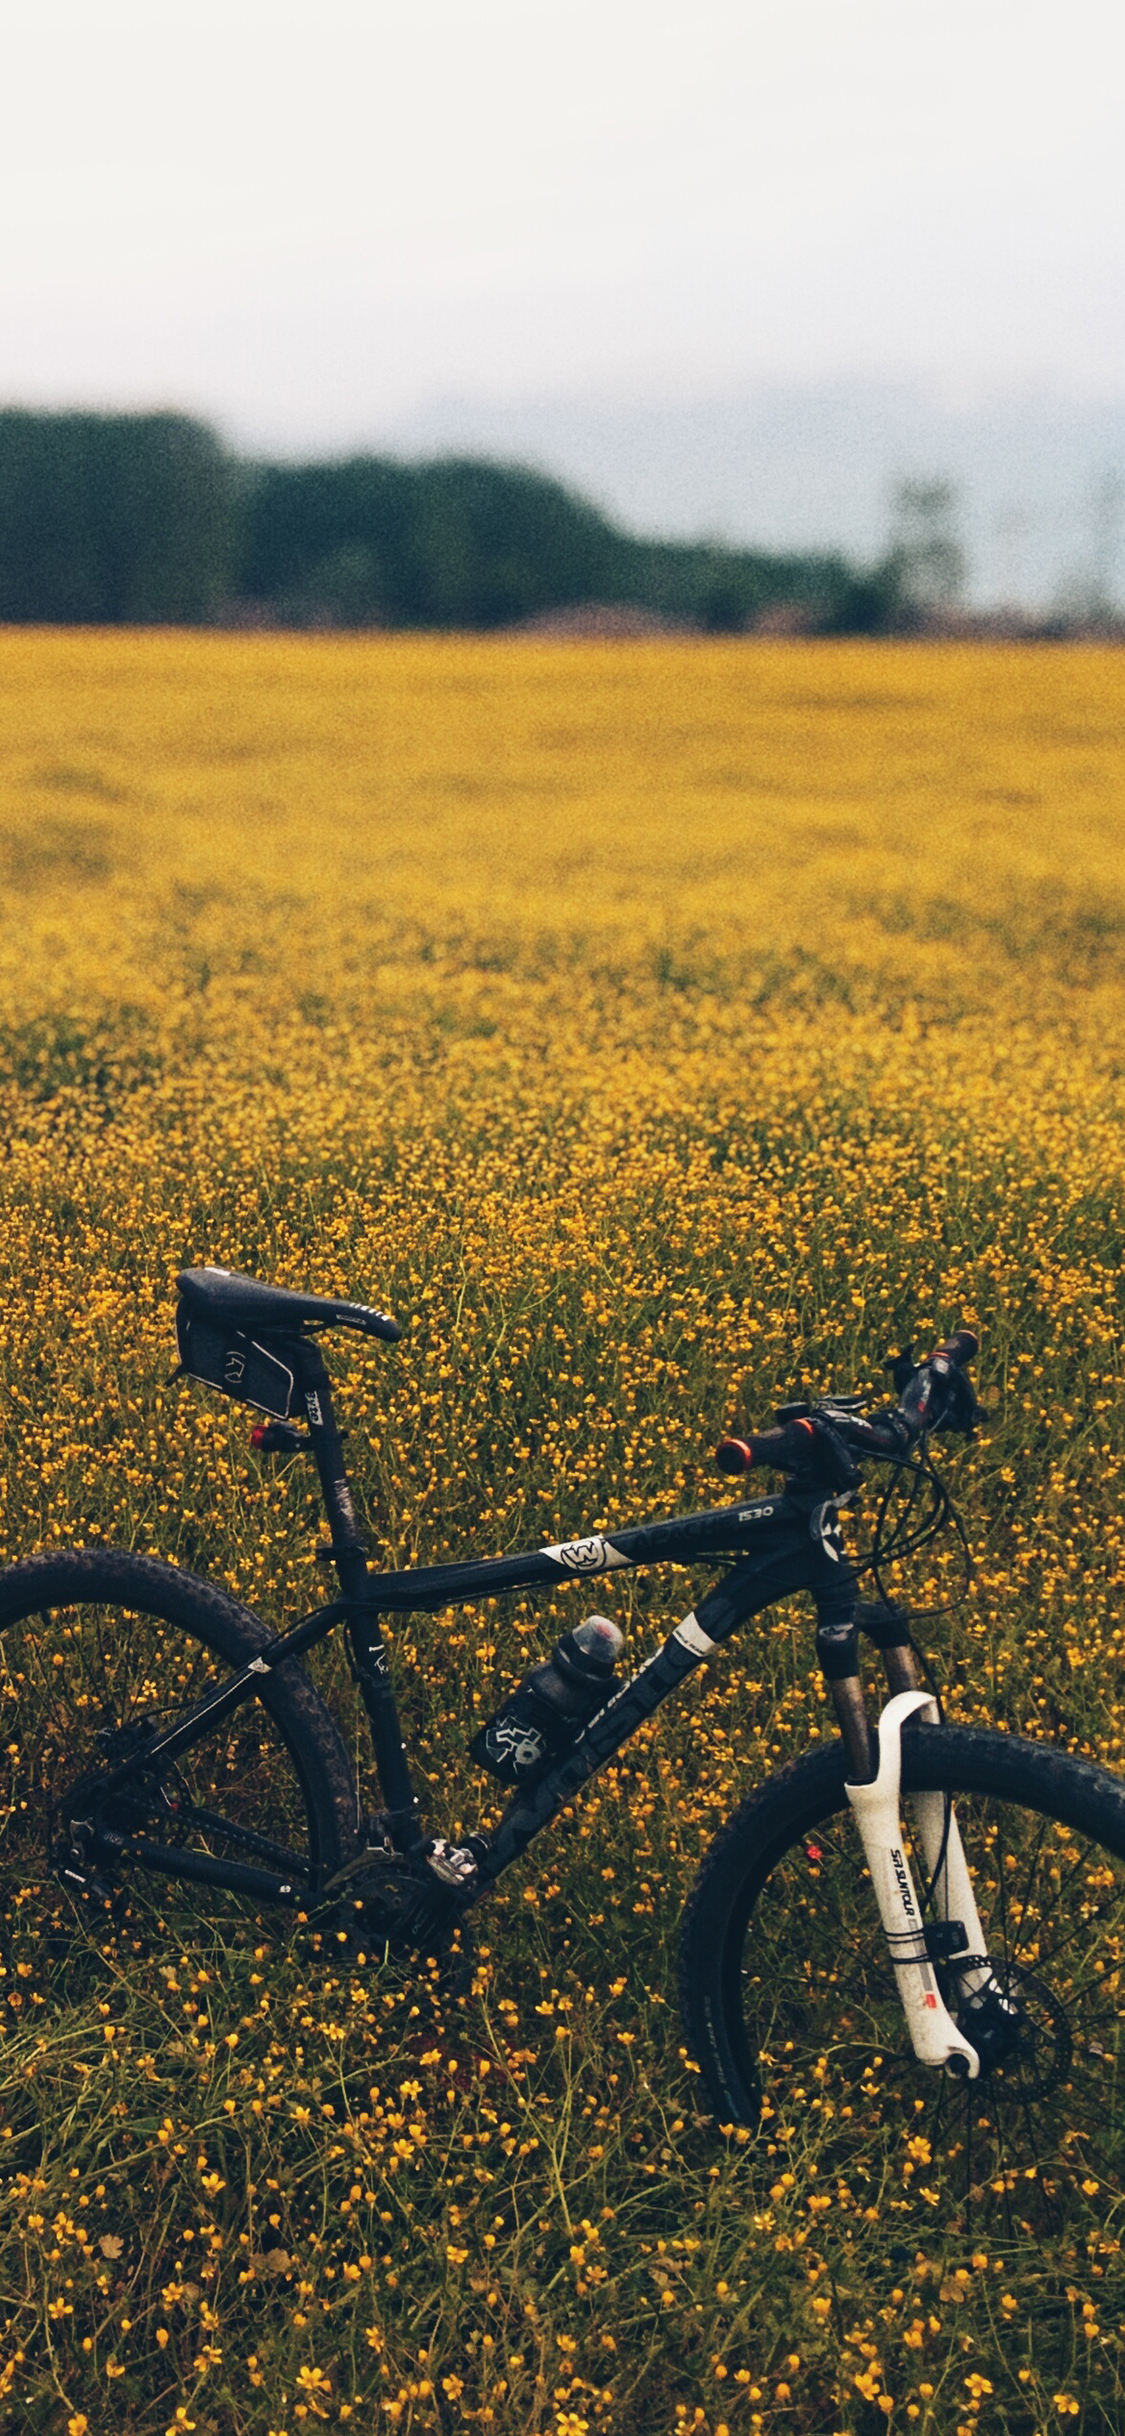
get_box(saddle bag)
[174,1299,300,1421]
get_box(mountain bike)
[1,1264,1123,2234]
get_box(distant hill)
[0,409,894,633]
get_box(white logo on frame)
[542,1536,629,1573]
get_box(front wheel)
[0,1548,360,1934]
[680,1724,1125,2235]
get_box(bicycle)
[2,1263,1123,2236]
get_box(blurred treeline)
[0,406,898,634]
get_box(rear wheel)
[0,1549,359,1935]
[680,1725,1125,2235]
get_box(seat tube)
[296,1341,424,1851]
[296,1341,368,1568]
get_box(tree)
[885,477,965,619]
[0,410,916,636]
[0,412,235,623]
[236,454,621,627]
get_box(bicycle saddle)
[175,1265,401,1342]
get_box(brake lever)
[886,1346,917,1397]
[941,1367,981,1437]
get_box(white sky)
[2,0,1123,450]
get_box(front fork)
[843,1688,983,2076]
[814,1535,991,2078]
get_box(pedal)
[55,1856,120,1913]
[423,1838,479,1894]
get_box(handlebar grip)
[934,1328,979,1371]
[715,1437,756,1476]
[715,1420,815,1476]
[898,1324,981,1437]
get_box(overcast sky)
[2,0,1122,451]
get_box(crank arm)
[845,1690,980,2078]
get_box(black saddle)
[175,1266,401,1343]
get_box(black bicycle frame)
[97,1340,864,1904]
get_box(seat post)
[294,1338,369,1575]
[293,1337,424,1852]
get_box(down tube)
[477,1544,810,1883]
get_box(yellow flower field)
[0,632,1123,2434]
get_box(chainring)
[323,1847,466,1954]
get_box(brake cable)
[859,1428,975,1923]
[862,1430,973,1624]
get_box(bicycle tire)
[0,1548,360,1927]
[680,1723,1125,2234]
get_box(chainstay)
[152,1802,312,1876]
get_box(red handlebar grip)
[716,1419,813,1475]
[715,1437,754,1476]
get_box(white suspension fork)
[845,1690,982,2076]
[910,1778,995,2002]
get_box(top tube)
[353,1489,793,1613]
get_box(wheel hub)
[52,1717,186,1895]
[955,1960,1072,2097]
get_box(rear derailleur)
[51,1717,182,1913]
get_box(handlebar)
[715,1328,979,1481]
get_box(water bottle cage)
[470,1683,575,1788]
[472,1616,626,1789]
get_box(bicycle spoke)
[0,1587,328,1928]
[1012,1812,1056,1958]
[1008,1832,1101,1958]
